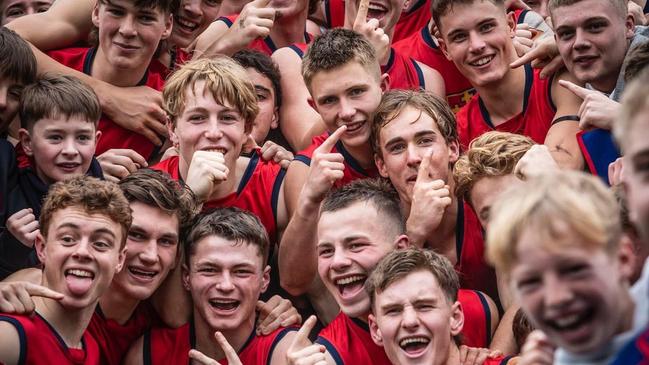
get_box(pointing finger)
[355,0,370,26]
[558,79,592,100]
[315,126,347,154]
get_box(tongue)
[341,281,364,297]
[66,275,93,296]
[405,342,428,354]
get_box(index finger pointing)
[214,331,241,364]
[25,283,64,300]
[294,315,318,347]
[416,150,433,183]
[355,0,370,25]
[558,79,591,99]
[315,125,347,154]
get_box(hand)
[510,36,563,79]
[261,141,294,169]
[629,1,647,25]
[185,151,229,202]
[0,281,64,315]
[301,126,347,204]
[608,157,625,187]
[406,151,452,248]
[559,80,619,131]
[287,316,327,365]
[99,84,168,146]
[459,345,503,365]
[505,0,531,10]
[353,0,390,64]
[517,330,556,365]
[514,145,559,180]
[97,149,148,182]
[513,23,537,57]
[6,209,39,248]
[229,0,275,47]
[256,295,302,335]
[189,331,242,365]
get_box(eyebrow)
[57,223,117,239]
[129,224,179,240]
[43,127,94,133]
[254,85,271,94]
[383,129,437,148]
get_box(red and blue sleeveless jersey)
[610,326,649,365]
[218,15,313,56]
[151,151,286,242]
[294,132,378,188]
[458,289,493,348]
[0,312,101,365]
[382,48,426,90]
[88,302,160,365]
[577,128,620,186]
[455,200,499,308]
[323,0,345,28]
[143,321,296,365]
[149,46,192,79]
[47,47,166,160]
[393,26,475,112]
[316,312,392,365]
[455,64,556,150]
[392,0,432,43]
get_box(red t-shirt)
[0,313,101,365]
[47,47,166,160]
[151,152,285,242]
[143,321,296,365]
[295,132,378,188]
[456,64,556,150]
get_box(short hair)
[232,49,283,108]
[320,178,405,234]
[19,75,101,131]
[487,171,622,275]
[118,169,198,236]
[98,0,179,15]
[184,207,270,266]
[454,131,534,203]
[616,68,649,148]
[164,57,259,134]
[624,41,649,83]
[302,28,380,90]
[371,90,458,158]
[40,176,132,248]
[548,0,627,21]
[0,27,36,87]
[366,248,460,310]
[432,0,505,34]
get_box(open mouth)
[128,266,158,281]
[399,336,431,356]
[344,121,365,133]
[546,307,596,341]
[209,298,241,312]
[335,274,367,299]
[175,15,199,33]
[573,55,598,67]
[65,268,95,295]
[469,55,495,67]
[57,162,81,171]
[367,2,388,21]
[203,147,227,154]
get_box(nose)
[330,248,352,272]
[72,239,92,261]
[119,15,137,38]
[204,119,224,140]
[139,240,158,265]
[468,31,486,54]
[406,144,423,169]
[217,271,235,292]
[184,0,203,16]
[61,137,80,157]
[573,28,591,51]
[0,87,8,110]
[543,274,575,308]
[338,98,356,121]
[402,305,420,330]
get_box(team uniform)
[151,151,286,243]
[294,132,378,188]
[217,15,313,56]
[610,327,649,365]
[149,46,192,79]
[142,320,295,365]
[455,64,556,150]
[576,128,620,186]
[88,303,160,365]
[0,155,103,279]
[47,47,166,160]
[382,49,426,91]
[0,313,101,365]
[393,26,476,112]
[454,200,499,308]
[458,290,494,348]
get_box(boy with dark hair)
[125,207,299,365]
[1,75,103,279]
[45,0,174,160]
[0,0,52,25]
[0,176,129,365]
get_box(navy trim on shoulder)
[350,316,370,332]
[552,115,579,124]
[500,355,515,364]
[237,152,260,195]
[547,72,557,111]
[190,317,197,349]
[271,167,287,243]
[240,328,257,354]
[315,337,344,365]
[288,44,304,58]
[517,9,529,24]
[412,59,426,89]
[264,36,278,53]
[0,316,27,365]
[522,63,533,115]
[455,199,465,265]
[421,25,439,50]
[335,140,370,176]
[266,328,299,365]
[324,0,332,27]
[294,154,312,166]
[476,291,493,346]
[405,0,427,14]
[218,16,234,27]
[382,48,396,73]
[37,312,85,357]
[143,330,152,365]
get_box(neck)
[589,67,623,94]
[269,10,309,47]
[98,284,141,325]
[33,294,95,349]
[92,48,149,87]
[474,58,526,126]
[445,343,461,365]
[193,309,255,361]
[341,141,375,169]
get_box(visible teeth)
[368,2,387,11]
[555,314,581,328]
[129,268,156,277]
[399,337,430,347]
[471,56,493,66]
[336,275,365,286]
[67,269,93,278]
[177,17,198,29]
[206,148,226,154]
